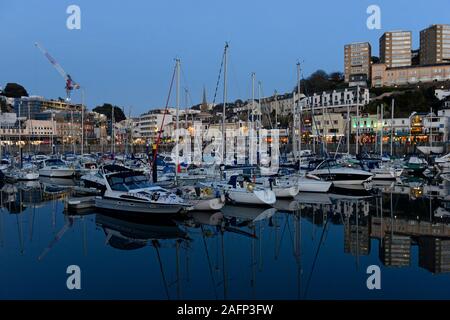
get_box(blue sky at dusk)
[0,0,449,116]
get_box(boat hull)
[191,197,225,211]
[39,168,74,178]
[273,185,299,198]
[226,189,276,206]
[95,196,186,214]
[298,177,332,193]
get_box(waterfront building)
[344,42,372,83]
[310,113,346,142]
[420,24,450,65]
[371,62,450,87]
[380,30,412,68]
[139,110,173,143]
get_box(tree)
[296,70,345,95]
[93,103,126,122]
[371,56,380,64]
[329,71,344,83]
[0,83,29,98]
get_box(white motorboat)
[434,153,450,169]
[211,175,276,206]
[307,159,374,186]
[38,158,74,178]
[5,164,39,181]
[176,185,225,211]
[94,171,192,214]
[371,165,403,180]
[298,175,332,192]
[0,159,10,172]
[255,176,299,198]
[80,164,132,192]
[74,155,99,176]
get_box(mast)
[184,88,188,130]
[297,62,302,168]
[390,98,394,157]
[175,58,180,183]
[356,85,360,155]
[380,104,384,157]
[292,92,297,161]
[258,80,262,166]
[18,101,22,168]
[71,110,75,154]
[250,72,255,165]
[28,100,32,154]
[375,105,379,154]
[221,43,228,164]
[429,106,433,150]
[81,89,85,155]
[347,100,350,154]
[274,90,278,130]
[111,104,115,155]
[51,111,55,154]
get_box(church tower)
[200,86,208,112]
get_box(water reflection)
[2,178,450,299]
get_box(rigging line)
[200,225,219,299]
[211,46,226,108]
[152,240,171,300]
[304,216,330,299]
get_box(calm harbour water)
[2,178,450,300]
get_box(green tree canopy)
[1,83,29,98]
[93,103,126,122]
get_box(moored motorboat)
[38,158,74,178]
[210,175,276,206]
[307,159,374,186]
[94,170,192,214]
[176,184,225,211]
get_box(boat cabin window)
[45,159,66,166]
[108,174,153,191]
[316,160,339,170]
